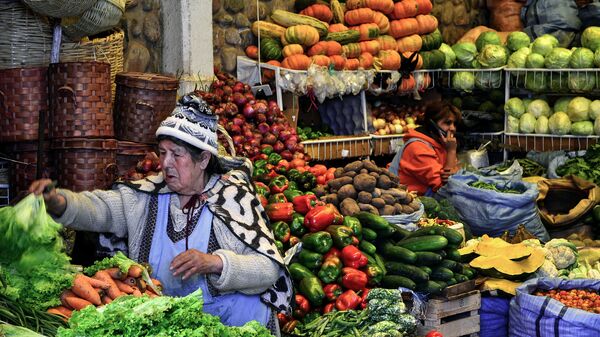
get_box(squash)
[346,0,367,10]
[282,44,304,58]
[396,34,422,52]
[312,55,331,67]
[260,37,283,61]
[372,11,390,34]
[330,0,345,24]
[308,40,343,56]
[481,278,521,296]
[473,237,534,260]
[359,40,380,55]
[325,30,361,45]
[376,35,397,51]
[351,23,380,41]
[251,21,286,40]
[390,0,417,20]
[359,52,377,69]
[469,248,545,280]
[344,8,374,26]
[328,23,348,33]
[342,43,362,58]
[326,41,343,55]
[345,58,361,70]
[420,49,446,69]
[420,28,442,51]
[367,0,394,14]
[262,60,281,81]
[378,50,401,70]
[300,4,333,23]
[389,18,419,39]
[284,25,320,47]
[271,10,329,38]
[281,54,311,70]
[416,0,433,15]
[416,14,438,35]
[398,74,416,93]
[329,54,346,70]
[245,45,258,59]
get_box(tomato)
[316,175,326,185]
[425,331,443,337]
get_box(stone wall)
[121,0,163,73]
[431,0,489,45]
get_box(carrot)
[105,267,125,280]
[114,279,135,294]
[131,287,142,297]
[93,270,123,299]
[137,279,147,292]
[47,306,72,319]
[64,296,94,311]
[72,274,102,305]
[151,278,163,290]
[128,265,143,278]
[144,290,158,298]
[80,274,110,289]
[102,295,113,305]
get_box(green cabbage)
[451,71,475,91]
[522,98,533,110]
[595,49,600,67]
[590,100,600,120]
[571,121,594,135]
[595,117,600,135]
[452,42,478,68]
[549,111,571,135]
[505,97,526,118]
[475,71,502,89]
[525,73,547,92]
[507,47,531,68]
[544,48,572,69]
[439,43,456,69]
[568,72,596,92]
[525,53,545,68]
[476,31,502,52]
[477,44,508,68]
[527,99,552,118]
[532,34,559,56]
[569,47,595,68]
[554,97,572,113]
[507,115,520,133]
[548,73,570,92]
[581,26,600,52]
[507,31,531,52]
[535,115,549,134]
[567,96,591,122]
[519,113,537,133]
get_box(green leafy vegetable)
[0,294,66,336]
[84,251,140,276]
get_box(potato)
[334,167,345,178]
[324,193,339,207]
[376,175,392,189]
[344,171,358,178]
[362,160,381,173]
[359,203,379,215]
[353,173,377,192]
[337,184,358,201]
[408,200,422,212]
[404,193,414,204]
[313,184,327,198]
[381,193,396,205]
[360,168,369,174]
[344,160,363,172]
[371,188,382,198]
[386,188,407,199]
[328,176,353,190]
[381,205,396,215]
[369,172,379,179]
[393,203,404,214]
[371,197,386,209]
[401,205,414,214]
[339,198,360,216]
[357,191,372,204]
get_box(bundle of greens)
[0,194,75,311]
[56,288,273,337]
[496,158,546,177]
[0,294,66,336]
[469,181,523,194]
[556,144,600,185]
[0,322,47,337]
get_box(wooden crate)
[418,290,481,337]
[371,134,404,156]
[302,135,372,161]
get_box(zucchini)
[381,275,416,290]
[375,225,397,239]
[384,261,429,283]
[271,10,329,38]
[419,266,432,275]
[445,248,462,262]
[454,273,469,283]
[398,235,448,252]
[359,240,377,256]
[417,280,443,295]
[354,211,392,231]
[251,21,286,40]
[362,227,377,242]
[438,259,458,271]
[382,242,417,264]
[430,267,454,281]
[414,251,443,266]
[374,253,387,275]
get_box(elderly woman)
[29,96,292,332]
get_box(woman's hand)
[442,131,457,152]
[170,249,223,280]
[28,179,67,216]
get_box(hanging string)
[182,194,203,251]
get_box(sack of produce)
[438,171,550,240]
[487,0,525,32]
[480,295,511,337]
[537,176,600,228]
[509,277,600,337]
[521,0,581,47]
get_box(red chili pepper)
[292,194,320,215]
[265,202,294,222]
[341,267,368,291]
[335,289,361,311]
[360,288,370,309]
[340,245,368,269]
[323,283,343,302]
[323,247,341,261]
[323,302,336,314]
[304,204,343,232]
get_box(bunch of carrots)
[46,265,162,319]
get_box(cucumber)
[391,227,412,241]
[438,259,458,271]
[445,248,462,262]
[381,275,416,290]
[436,250,448,259]
[431,267,454,281]
[382,242,417,264]
[417,280,443,295]
[419,266,432,275]
[359,240,377,256]
[384,261,429,283]
[354,212,392,231]
[414,251,443,266]
[406,226,438,238]
[408,225,463,246]
[374,253,387,275]
[398,235,448,252]
[455,273,469,283]
[376,225,397,239]
[435,280,448,289]
[362,228,377,242]
[446,277,458,286]
[462,266,476,279]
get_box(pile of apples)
[371,102,424,135]
[121,152,161,181]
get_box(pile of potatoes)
[315,159,422,216]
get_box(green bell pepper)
[342,216,362,241]
[254,159,267,170]
[288,180,298,191]
[268,193,288,204]
[268,153,283,166]
[287,169,301,182]
[283,189,303,203]
[325,225,355,249]
[364,263,383,286]
[317,255,342,284]
[298,248,323,271]
[261,145,274,155]
[289,262,315,281]
[271,221,291,243]
[269,175,289,193]
[253,167,267,178]
[299,171,317,191]
[253,182,270,197]
[302,231,333,254]
[290,213,307,237]
[298,276,325,307]
[274,240,284,252]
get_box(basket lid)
[116,72,179,91]
[51,138,118,150]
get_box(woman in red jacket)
[389,101,461,195]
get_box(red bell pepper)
[277,159,290,171]
[309,164,328,177]
[265,202,294,222]
[323,247,341,260]
[335,289,361,311]
[341,267,368,291]
[340,245,368,269]
[292,194,320,215]
[304,204,343,232]
[277,313,290,326]
[258,194,268,208]
[323,302,336,314]
[269,175,289,193]
[360,288,370,309]
[293,294,311,318]
[323,283,342,302]
[253,181,270,196]
[289,235,300,247]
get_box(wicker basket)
[22,0,97,18]
[51,138,117,192]
[0,0,53,69]
[1,141,53,199]
[0,67,49,142]
[113,72,178,144]
[61,0,125,41]
[60,28,124,99]
[116,140,155,176]
[49,61,114,139]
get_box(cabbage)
[451,71,475,91]
[535,115,549,134]
[507,47,531,68]
[475,71,502,89]
[532,34,559,56]
[544,48,572,69]
[477,44,508,68]
[525,53,545,68]
[548,73,570,92]
[571,121,594,135]
[569,48,595,68]
[519,113,537,133]
[452,42,478,68]
[527,99,552,118]
[548,112,572,135]
[507,31,531,52]
[567,96,591,122]
[590,100,600,120]
[595,49,600,67]
[476,31,502,52]
[522,98,533,110]
[581,26,600,52]
[595,117,600,135]
[525,73,547,92]
[554,97,572,113]
[568,72,596,92]
[505,97,525,118]
[507,115,520,133]
[439,43,456,69]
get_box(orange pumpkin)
[402,51,423,70]
[342,43,362,58]
[372,11,390,34]
[415,0,433,15]
[284,25,320,47]
[377,35,397,51]
[390,0,418,20]
[416,15,438,35]
[351,23,380,41]
[359,40,380,55]
[359,52,375,69]
[281,54,311,70]
[345,58,361,70]
[389,18,419,39]
[282,44,304,58]
[245,45,259,59]
[344,8,374,26]
[312,55,331,67]
[378,50,401,70]
[262,60,281,80]
[300,4,333,23]
[328,23,349,33]
[326,41,343,55]
[346,0,367,10]
[396,34,422,52]
[307,41,329,56]
[398,74,416,93]
[329,54,346,70]
[367,0,394,14]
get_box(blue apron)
[149,193,271,327]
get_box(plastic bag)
[480,295,511,337]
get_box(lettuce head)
[507,47,531,68]
[549,111,571,135]
[581,26,600,52]
[554,97,572,113]
[476,31,502,52]
[544,47,572,69]
[452,42,478,68]
[505,97,526,118]
[569,47,595,68]
[477,44,508,68]
[507,115,520,133]
[567,96,591,122]
[568,72,596,92]
[535,115,549,134]
[589,100,600,120]
[527,99,552,118]
[525,53,545,68]
[439,43,456,69]
[532,34,559,56]
[452,71,475,92]
[507,31,531,52]
[519,113,537,133]
[571,121,594,136]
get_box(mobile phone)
[428,119,447,138]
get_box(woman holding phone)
[389,101,461,196]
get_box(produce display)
[450,89,505,132]
[495,158,546,177]
[370,101,422,135]
[120,152,161,181]
[556,144,600,186]
[468,181,524,194]
[534,289,600,314]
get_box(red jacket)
[398,128,447,195]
